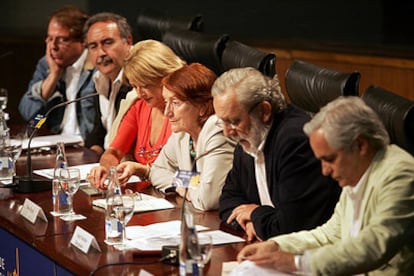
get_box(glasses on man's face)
[215,101,262,130]
[45,36,75,47]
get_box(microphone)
[14,93,99,193]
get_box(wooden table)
[0,145,246,275]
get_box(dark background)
[0,0,413,124]
[1,0,414,47]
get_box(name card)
[20,198,48,224]
[70,226,101,254]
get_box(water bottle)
[52,142,70,214]
[0,110,12,183]
[179,197,202,276]
[105,166,123,244]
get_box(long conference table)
[0,144,246,275]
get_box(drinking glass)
[0,88,7,110]
[9,133,24,176]
[60,168,81,218]
[114,191,136,245]
[197,232,213,269]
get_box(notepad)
[22,134,83,150]
[92,193,175,213]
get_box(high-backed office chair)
[162,29,229,75]
[285,60,361,113]
[362,85,414,155]
[136,9,204,41]
[220,40,276,77]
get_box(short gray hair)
[211,67,287,113]
[303,96,390,151]
[83,12,132,41]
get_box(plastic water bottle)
[0,110,12,183]
[179,197,202,276]
[52,142,70,214]
[105,166,123,244]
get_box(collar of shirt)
[93,68,124,98]
[64,50,87,83]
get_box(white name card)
[20,198,48,224]
[70,226,101,253]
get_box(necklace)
[189,136,196,159]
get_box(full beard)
[239,115,270,155]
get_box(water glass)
[60,168,81,218]
[114,192,135,244]
[0,88,7,110]
[198,233,213,265]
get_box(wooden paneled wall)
[258,46,414,102]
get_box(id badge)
[172,170,200,188]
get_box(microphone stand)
[14,93,99,193]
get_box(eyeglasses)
[215,101,262,130]
[45,36,76,47]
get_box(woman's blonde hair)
[123,39,186,87]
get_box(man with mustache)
[19,5,97,146]
[83,12,135,155]
[212,67,341,241]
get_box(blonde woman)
[88,40,186,189]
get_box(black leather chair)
[285,60,361,113]
[162,29,229,75]
[136,9,204,41]
[220,40,276,77]
[362,85,414,155]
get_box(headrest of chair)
[136,9,204,40]
[221,40,276,77]
[362,85,414,155]
[285,60,360,113]
[162,29,229,75]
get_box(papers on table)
[92,193,175,213]
[23,134,83,150]
[226,260,291,276]
[125,220,245,251]
[34,163,98,182]
[33,163,141,185]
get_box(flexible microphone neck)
[26,93,99,178]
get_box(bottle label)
[105,218,122,243]
[0,156,11,169]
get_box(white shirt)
[247,128,273,207]
[93,69,124,149]
[60,50,87,138]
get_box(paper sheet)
[33,163,141,185]
[227,260,291,276]
[125,221,244,251]
[23,134,83,150]
[92,193,175,213]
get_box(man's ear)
[260,101,272,123]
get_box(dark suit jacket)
[219,104,341,240]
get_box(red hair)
[162,63,217,122]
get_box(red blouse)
[110,99,172,164]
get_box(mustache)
[96,56,113,66]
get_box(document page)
[125,221,244,251]
[23,134,83,150]
[92,193,175,213]
[33,163,141,184]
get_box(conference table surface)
[1,145,247,275]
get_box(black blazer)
[219,104,341,240]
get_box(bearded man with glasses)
[19,5,97,150]
[212,67,341,242]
